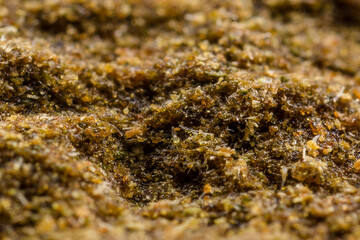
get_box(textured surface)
[1,0,360,239]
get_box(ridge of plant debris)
[1,0,360,239]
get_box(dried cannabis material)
[0,0,360,239]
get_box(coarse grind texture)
[1,0,360,239]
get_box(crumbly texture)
[1,0,360,239]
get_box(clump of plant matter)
[1,0,360,239]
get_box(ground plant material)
[0,0,360,239]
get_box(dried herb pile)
[1,0,360,239]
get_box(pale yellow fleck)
[323,147,333,155]
[307,140,320,150]
[36,215,56,233]
[340,140,351,151]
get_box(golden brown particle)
[1,0,360,240]
[354,160,360,172]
